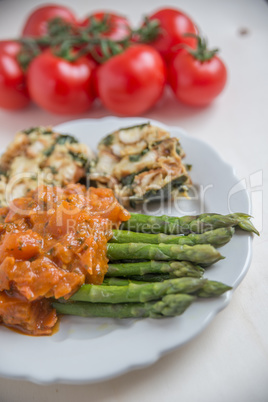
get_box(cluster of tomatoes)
[0,5,227,116]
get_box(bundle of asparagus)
[53,212,258,320]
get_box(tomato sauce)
[0,184,130,335]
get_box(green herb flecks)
[69,151,88,167]
[56,134,78,145]
[22,127,38,135]
[118,122,150,132]
[129,148,149,162]
[121,168,149,187]
[100,134,114,146]
[43,134,79,157]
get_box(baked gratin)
[0,126,94,207]
[90,123,192,207]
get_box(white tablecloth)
[0,0,267,401]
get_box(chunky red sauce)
[0,184,130,335]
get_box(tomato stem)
[133,17,160,43]
[17,16,161,68]
[184,33,219,62]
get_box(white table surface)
[0,0,267,401]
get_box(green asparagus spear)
[102,277,171,286]
[53,294,196,319]
[103,277,142,286]
[104,276,171,283]
[106,243,223,265]
[110,227,234,247]
[196,280,232,297]
[70,277,207,303]
[105,275,192,283]
[107,260,204,278]
[102,276,172,284]
[102,277,232,297]
[120,212,259,235]
[124,274,189,282]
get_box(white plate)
[0,117,252,384]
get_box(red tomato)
[79,12,131,41]
[0,41,30,110]
[148,8,198,63]
[95,45,166,116]
[169,48,227,106]
[22,4,76,37]
[27,50,96,114]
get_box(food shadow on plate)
[51,316,135,342]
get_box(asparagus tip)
[238,219,260,236]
